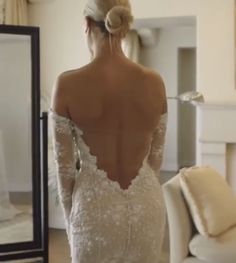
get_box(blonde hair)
[84,0,133,38]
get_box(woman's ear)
[85,17,92,34]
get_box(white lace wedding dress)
[50,109,167,263]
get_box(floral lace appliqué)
[49,109,167,263]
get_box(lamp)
[168,91,205,104]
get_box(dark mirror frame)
[0,25,48,263]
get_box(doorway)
[178,48,197,168]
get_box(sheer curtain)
[122,29,141,63]
[4,0,28,25]
[0,131,21,221]
[0,0,5,24]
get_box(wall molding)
[196,102,236,188]
[27,0,54,4]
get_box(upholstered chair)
[162,171,236,263]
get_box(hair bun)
[105,6,133,37]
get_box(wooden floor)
[49,229,70,263]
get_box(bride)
[50,0,168,262]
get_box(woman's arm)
[148,81,168,178]
[50,76,77,243]
[147,112,168,177]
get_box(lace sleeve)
[148,113,168,178]
[49,110,77,242]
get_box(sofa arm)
[162,175,195,263]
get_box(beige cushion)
[189,226,236,263]
[179,166,236,237]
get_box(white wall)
[140,26,196,171]
[29,0,236,104]
[133,0,236,102]
[0,36,32,192]
[28,0,236,163]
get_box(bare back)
[52,56,167,190]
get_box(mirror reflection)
[0,33,33,245]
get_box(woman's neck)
[92,37,125,61]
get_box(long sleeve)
[49,110,77,242]
[148,113,168,178]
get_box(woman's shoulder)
[139,65,163,82]
[139,66,166,94]
[58,64,92,81]
[55,64,95,93]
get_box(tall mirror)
[0,25,48,263]
[0,32,33,245]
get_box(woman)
[50,0,168,262]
